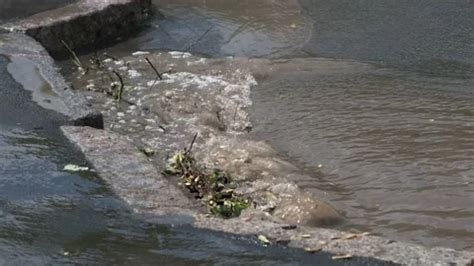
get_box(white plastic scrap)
[132,51,150,56]
[63,164,89,172]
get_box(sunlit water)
[94,0,474,250]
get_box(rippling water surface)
[250,59,474,250]
[124,0,474,250]
[58,0,474,251]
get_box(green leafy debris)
[164,149,250,218]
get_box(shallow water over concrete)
[102,0,474,250]
[2,54,371,264]
[55,0,474,251]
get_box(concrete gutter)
[0,0,152,57]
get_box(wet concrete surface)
[0,33,103,128]
[1,0,152,57]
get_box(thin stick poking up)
[183,26,214,57]
[61,40,87,74]
[145,57,163,90]
[185,133,198,156]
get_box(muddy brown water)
[90,0,474,250]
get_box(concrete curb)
[1,0,152,57]
[61,126,196,217]
[0,33,103,128]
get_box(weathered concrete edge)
[0,0,153,126]
[0,0,152,57]
[0,33,103,128]
[61,126,474,266]
[61,125,196,217]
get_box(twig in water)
[61,40,85,72]
[145,57,163,89]
[185,133,198,156]
[183,26,214,58]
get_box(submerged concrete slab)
[0,33,103,128]
[0,0,152,57]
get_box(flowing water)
[0,2,395,264]
[96,0,474,250]
[1,52,387,265]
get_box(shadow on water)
[91,0,310,59]
[0,0,76,23]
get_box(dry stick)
[145,57,163,90]
[110,70,167,131]
[185,133,199,155]
[145,57,163,80]
[61,40,84,71]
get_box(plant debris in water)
[164,136,250,218]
